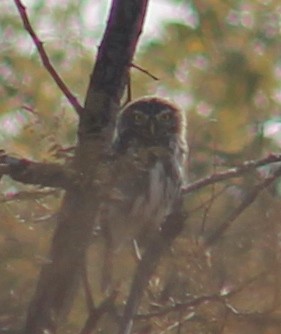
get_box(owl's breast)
[95,147,182,250]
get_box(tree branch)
[118,201,185,334]
[205,165,281,247]
[13,0,83,115]
[0,154,76,189]
[2,152,280,193]
[131,63,159,80]
[184,153,281,194]
[137,272,267,319]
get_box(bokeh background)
[2,0,281,333]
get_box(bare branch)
[118,202,185,334]
[137,272,267,320]
[131,63,159,80]
[188,185,229,215]
[0,154,76,189]
[184,153,281,194]
[205,165,281,247]
[13,0,83,115]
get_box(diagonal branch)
[13,0,83,115]
[130,63,159,80]
[205,165,281,247]
[184,153,281,194]
[118,201,185,334]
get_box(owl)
[96,96,188,288]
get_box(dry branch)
[184,153,281,193]
[137,272,267,320]
[118,202,185,334]
[131,63,159,80]
[205,164,281,246]
[14,0,83,115]
[0,154,76,189]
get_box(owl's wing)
[96,148,183,290]
[106,151,181,248]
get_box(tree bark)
[23,1,148,333]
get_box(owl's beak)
[149,121,155,135]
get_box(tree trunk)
[23,1,148,333]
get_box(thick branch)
[13,0,83,115]
[0,155,76,189]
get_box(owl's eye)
[158,112,172,121]
[133,111,146,123]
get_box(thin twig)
[131,63,159,80]
[188,185,229,215]
[137,272,267,320]
[13,0,83,115]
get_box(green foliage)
[1,0,281,333]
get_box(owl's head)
[113,97,187,152]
